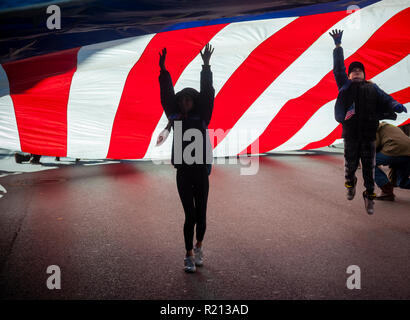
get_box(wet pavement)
[0,149,409,299]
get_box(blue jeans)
[375,153,410,189]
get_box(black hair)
[175,87,199,112]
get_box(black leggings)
[176,165,209,251]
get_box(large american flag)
[0,0,409,160]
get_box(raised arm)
[199,43,215,125]
[329,29,348,90]
[158,48,176,118]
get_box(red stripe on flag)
[208,10,350,148]
[393,87,410,127]
[244,7,410,155]
[3,48,79,156]
[390,87,410,104]
[107,24,228,159]
[302,86,410,150]
[393,87,410,126]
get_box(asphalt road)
[0,150,409,300]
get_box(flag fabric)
[0,0,409,160]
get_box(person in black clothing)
[157,119,212,175]
[329,29,407,214]
[158,44,214,273]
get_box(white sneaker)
[184,256,196,273]
[194,246,203,267]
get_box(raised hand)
[159,48,167,71]
[329,29,343,46]
[200,43,214,66]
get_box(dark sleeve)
[334,98,346,124]
[199,64,215,125]
[165,119,172,131]
[159,70,176,118]
[333,46,348,90]
[374,84,398,121]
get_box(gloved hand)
[393,104,408,113]
[329,29,343,46]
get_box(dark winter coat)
[159,65,214,168]
[333,46,398,141]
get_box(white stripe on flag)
[173,16,299,95]
[0,64,21,152]
[371,54,410,93]
[143,16,298,160]
[213,0,408,157]
[381,103,410,127]
[66,33,155,159]
[372,53,410,127]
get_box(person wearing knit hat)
[158,44,215,273]
[348,61,365,79]
[329,29,407,215]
